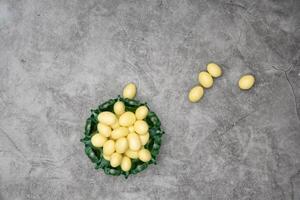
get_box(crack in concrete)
[0,127,28,161]
[159,0,163,8]
[266,131,285,200]
[272,65,300,199]
[197,108,259,156]
[217,108,258,137]
[290,169,300,200]
[224,2,247,10]
[272,65,299,121]
[271,173,285,200]
[27,152,78,175]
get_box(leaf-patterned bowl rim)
[80,96,164,178]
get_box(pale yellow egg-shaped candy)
[98,111,117,126]
[198,71,213,88]
[119,112,136,127]
[91,134,107,148]
[125,149,139,159]
[103,140,115,156]
[110,153,122,167]
[207,63,222,78]
[115,137,128,154]
[134,120,149,135]
[103,154,111,161]
[121,156,132,172]
[139,132,150,145]
[97,123,111,137]
[110,120,120,130]
[138,149,151,162]
[123,83,137,99]
[135,106,149,120]
[111,127,129,140]
[188,86,204,103]
[113,101,125,116]
[128,126,135,133]
[238,74,255,90]
[127,133,141,151]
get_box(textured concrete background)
[0,0,300,199]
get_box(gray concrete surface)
[0,0,300,199]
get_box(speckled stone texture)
[0,0,300,199]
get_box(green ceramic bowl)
[80,96,164,178]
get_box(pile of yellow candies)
[90,83,152,172]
